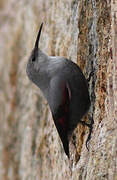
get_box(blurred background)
[0,0,116,180]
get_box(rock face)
[0,0,116,179]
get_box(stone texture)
[0,0,116,179]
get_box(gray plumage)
[26,23,91,157]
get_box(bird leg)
[79,117,94,150]
[87,71,94,82]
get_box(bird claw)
[87,71,94,82]
[79,116,94,151]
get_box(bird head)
[26,23,48,82]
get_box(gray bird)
[26,23,93,157]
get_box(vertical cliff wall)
[0,0,116,179]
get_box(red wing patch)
[52,82,71,157]
[58,83,71,130]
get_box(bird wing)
[49,76,71,157]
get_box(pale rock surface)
[0,0,116,179]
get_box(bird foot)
[79,117,94,150]
[87,71,94,82]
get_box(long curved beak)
[34,23,43,49]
